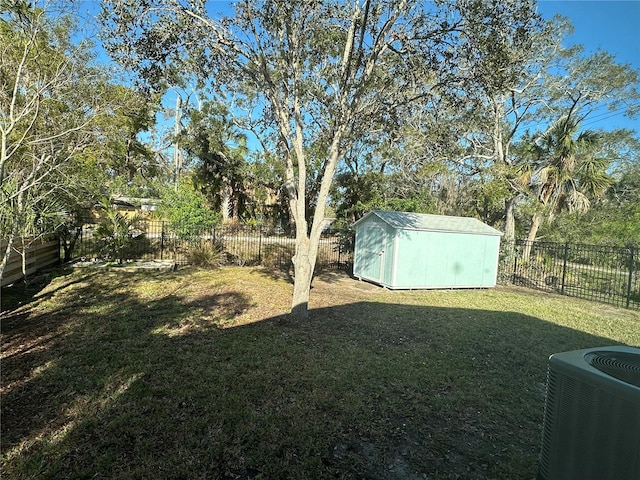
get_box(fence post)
[561,242,569,295]
[160,221,165,260]
[512,243,519,283]
[627,246,635,309]
[258,226,262,263]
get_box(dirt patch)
[311,270,383,303]
[322,413,502,480]
[72,259,176,273]
[324,438,428,480]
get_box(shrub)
[261,244,294,271]
[185,240,227,268]
[94,199,146,263]
[158,182,220,239]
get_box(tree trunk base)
[290,238,316,320]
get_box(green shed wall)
[391,230,500,288]
[354,214,501,289]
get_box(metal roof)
[354,210,503,236]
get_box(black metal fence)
[75,220,352,271]
[499,240,639,310]
[74,220,638,310]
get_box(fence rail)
[500,240,639,310]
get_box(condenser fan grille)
[584,350,640,387]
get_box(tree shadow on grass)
[1,282,629,480]
[0,266,84,313]
[252,264,355,290]
[1,271,253,455]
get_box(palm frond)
[565,189,590,214]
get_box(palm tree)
[180,102,249,223]
[94,199,145,264]
[522,118,611,260]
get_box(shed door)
[361,224,385,282]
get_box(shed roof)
[355,210,503,236]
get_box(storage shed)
[353,210,503,289]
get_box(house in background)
[111,197,161,215]
[353,210,503,289]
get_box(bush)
[185,240,227,268]
[158,182,220,239]
[94,200,146,263]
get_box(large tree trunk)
[290,235,319,319]
[500,196,517,280]
[522,212,542,261]
[0,189,24,285]
[288,119,346,319]
[503,196,516,242]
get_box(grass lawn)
[1,266,638,480]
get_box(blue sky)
[82,1,639,137]
[537,0,640,133]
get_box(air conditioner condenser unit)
[537,345,640,480]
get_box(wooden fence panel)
[1,236,60,287]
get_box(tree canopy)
[2,0,639,306]
[0,1,164,281]
[100,0,543,318]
